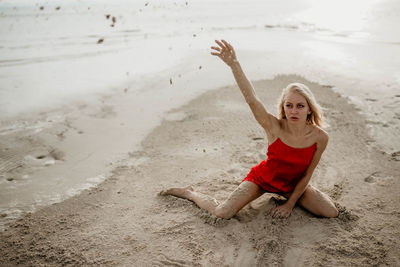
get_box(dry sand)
[1,75,399,266]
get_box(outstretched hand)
[210,39,238,67]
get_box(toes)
[158,190,168,196]
[186,186,194,192]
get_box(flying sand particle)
[106,14,110,19]
[170,78,173,85]
[97,38,104,44]
[56,6,61,10]
[110,16,116,27]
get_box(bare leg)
[160,186,219,214]
[281,185,338,218]
[160,181,264,219]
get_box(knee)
[302,186,339,218]
[214,206,235,220]
[318,200,339,218]
[324,206,339,218]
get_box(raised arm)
[211,40,279,136]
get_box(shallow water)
[1,0,399,116]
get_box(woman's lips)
[289,116,299,121]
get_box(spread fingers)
[215,39,227,50]
[221,39,232,50]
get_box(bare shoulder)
[312,125,329,148]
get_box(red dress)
[243,137,317,193]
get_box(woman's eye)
[285,104,291,107]
[298,105,304,108]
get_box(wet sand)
[1,75,399,266]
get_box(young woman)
[161,39,339,219]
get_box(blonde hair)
[277,83,325,127]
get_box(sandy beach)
[1,75,399,266]
[1,0,400,266]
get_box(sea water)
[1,0,399,228]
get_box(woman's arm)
[211,40,280,136]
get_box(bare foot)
[159,186,194,199]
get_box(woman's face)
[283,92,311,123]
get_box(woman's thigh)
[216,181,264,218]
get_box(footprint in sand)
[391,151,400,161]
[1,147,64,184]
[25,155,54,167]
[25,148,64,167]
[364,174,376,183]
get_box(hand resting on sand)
[270,202,293,219]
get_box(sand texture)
[1,75,399,266]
